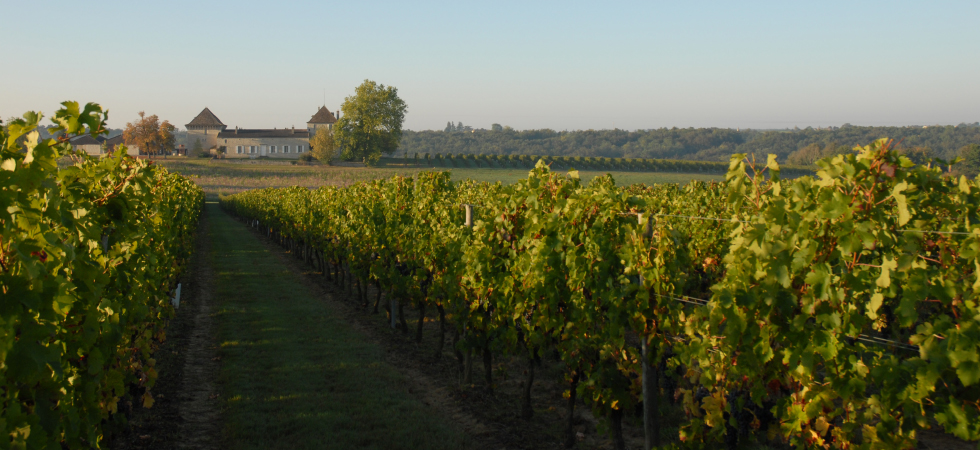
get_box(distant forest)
[399,123,980,164]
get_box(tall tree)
[958,143,980,177]
[123,111,176,156]
[311,126,337,164]
[334,80,407,165]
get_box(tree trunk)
[389,295,397,329]
[415,300,426,343]
[355,277,364,307]
[642,338,661,450]
[521,352,535,419]
[610,408,625,450]
[483,347,493,391]
[345,264,353,295]
[453,328,464,380]
[372,281,383,314]
[463,350,473,385]
[565,371,581,448]
[361,278,369,306]
[338,259,345,288]
[398,299,408,333]
[434,304,446,360]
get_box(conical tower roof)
[308,106,337,124]
[186,107,225,128]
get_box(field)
[156,157,725,199]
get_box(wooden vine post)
[637,212,660,450]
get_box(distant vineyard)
[400,151,816,177]
[223,140,979,449]
[1,103,204,448]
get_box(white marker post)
[172,283,182,309]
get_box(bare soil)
[108,208,221,450]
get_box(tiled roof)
[307,106,337,124]
[101,135,125,150]
[217,128,310,139]
[186,107,226,128]
[70,135,100,146]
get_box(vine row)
[1,102,204,449]
[222,139,979,450]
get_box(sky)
[2,1,978,131]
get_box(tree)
[491,123,503,132]
[899,146,934,165]
[958,143,980,177]
[123,111,176,156]
[334,79,407,166]
[311,126,337,164]
[192,138,203,155]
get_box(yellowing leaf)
[142,392,155,409]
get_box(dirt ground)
[108,210,221,450]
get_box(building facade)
[185,107,226,157]
[69,135,101,155]
[185,106,339,159]
[220,128,310,158]
[307,106,338,137]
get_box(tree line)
[398,123,980,165]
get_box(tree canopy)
[959,143,980,177]
[397,123,980,164]
[310,126,337,164]
[334,80,407,165]
[123,111,176,156]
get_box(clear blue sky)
[2,1,978,131]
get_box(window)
[298,145,304,153]
[270,145,276,153]
[250,146,256,154]
[283,145,289,153]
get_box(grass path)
[205,202,469,449]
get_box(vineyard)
[404,152,816,177]
[222,140,980,449]
[0,103,204,448]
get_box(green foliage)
[399,124,980,163]
[221,144,980,449]
[310,126,337,165]
[335,80,408,166]
[959,143,980,177]
[0,102,204,448]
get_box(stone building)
[185,108,226,156]
[69,135,102,155]
[185,106,339,159]
[221,127,311,159]
[307,106,338,136]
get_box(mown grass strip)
[206,203,468,450]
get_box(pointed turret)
[185,107,226,131]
